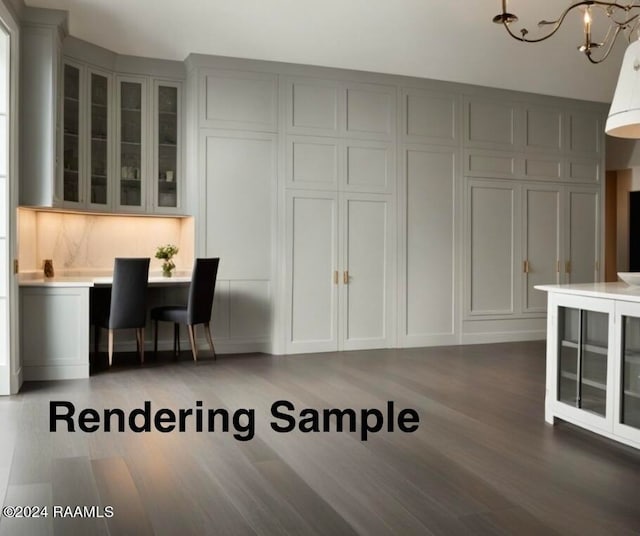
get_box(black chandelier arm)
[497,0,635,44]
[585,24,623,63]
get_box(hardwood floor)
[1,341,639,535]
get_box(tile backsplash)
[17,208,194,274]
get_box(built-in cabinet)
[543,289,640,450]
[282,76,396,353]
[62,61,82,206]
[21,28,608,355]
[285,190,393,353]
[116,75,146,211]
[461,94,604,342]
[88,68,111,209]
[465,179,600,319]
[20,13,65,208]
[58,56,183,214]
[20,286,90,380]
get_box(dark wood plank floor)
[1,341,639,535]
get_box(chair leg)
[173,323,180,357]
[138,328,145,365]
[187,324,198,362]
[153,320,158,358]
[108,329,114,367]
[204,322,216,360]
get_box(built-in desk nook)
[19,273,193,380]
[537,283,640,450]
[16,207,196,380]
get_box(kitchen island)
[536,283,640,450]
[19,272,191,381]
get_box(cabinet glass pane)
[558,307,608,416]
[157,85,177,208]
[90,73,108,205]
[63,65,80,203]
[622,316,640,428]
[120,81,142,206]
[559,307,579,406]
[581,310,607,416]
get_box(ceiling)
[24,0,628,103]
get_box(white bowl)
[618,272,640,286]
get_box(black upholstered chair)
[95,257,150,367]
[151,257,220,361]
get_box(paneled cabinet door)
[522,185,562,313]
[565,186,600,284]
[465,178,519,317]
[285,191,393,353]
[340,193,392,350]
[153,80,181,213]
[285,190,339,353]
[116,75,148,212]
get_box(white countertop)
[19,272,192,287]
[535,282,640,303]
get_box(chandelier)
[494,1,640,138]
[493,0,640,64]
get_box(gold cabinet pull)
[556,260,560,273]
[343,270,349,284]
[333,271,338,285]
[523,260,530,273]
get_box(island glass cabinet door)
[547,293,615,431]
[614,301,640,444]
[558,307,608,416]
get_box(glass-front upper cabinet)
[62,63,82,206]
[87,69,111,210]
[154,81,180,212]
[558,306,609,417]
[117,76,147,212]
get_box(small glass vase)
[162,260,175,278]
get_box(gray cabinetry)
[200,69,277,132]
[284,77,396,140]
[60,60,114,211]
[400,145,457,346]
[282,75,396,353]
[464,96,523,151]
[565,187,600,284]
[20,286,90,380]
[57,40,185,215]
[87,68,112,210]
[465,179,518,317]
[153,80,181,212]
[20,13,65,207]
[522,185,562,313]
[465,178,600,320]
[61,60,83,207]
[116,75,147,212]
[401,88,458,145]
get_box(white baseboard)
[23,364,89,381]
[460,330,546,345]
[399,333,459,348]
